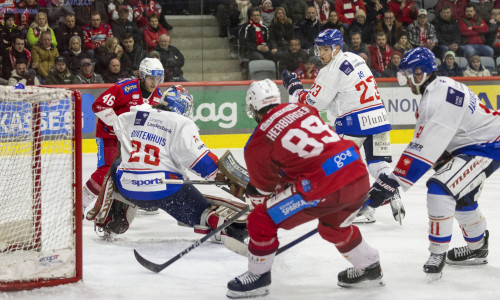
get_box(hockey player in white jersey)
[282,28,404,224]
[97,85,248,247]
[367,47,500,280]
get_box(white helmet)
[139,57,164,84]
[246,79,281,119]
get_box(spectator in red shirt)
[335,0,366,28]
[369,31,393,76]
[459,4,494,58]
[387,0,418,27]
[82,12,114,58]
[294,56,319,79]
[143,14,169,53]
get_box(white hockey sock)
[455,209,487,250]
[341,239,380,269]
[427,193,456,254]
[248,252,275,275]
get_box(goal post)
[0,86,82,291]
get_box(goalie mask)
[246,79,281,119]
[159,85,194,119]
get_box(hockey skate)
[227,271,271,299]
[337,262,384,287]
[423,253,446,281]
[353,206,376,224]
[389,190,405,225]
[447,230,488,265]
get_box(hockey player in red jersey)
[226,79,384,299]
[82,58,164,212]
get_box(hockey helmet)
[246,79,281,119]
[159,85,194,119]
[397,47,437,86]
[139,57,164,85]
[314,28,343,56]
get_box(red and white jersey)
[245,103,367,201]
[92,78,163,140]
[291,50,391,136]
[114,104,218,200]
[393,76,500,191]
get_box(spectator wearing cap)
[121,32,147,78]
[387,0,418,27]
[112,4,142,48]
[154,34,186,82]
[432,5,462,61]
[74,58,104,84]
[381,50,402,77]
[31,30,59,81]
[27,12,58,48]
[108,0,133,24]
[376,9,403,47]
[463,55,492,77]
[2,36,31,80]
[260,0,275,27]
[334,0,366,28]
[45,56,75,85]
[434,0,467,22]
[101,58,130,83]
[143,14,169,53]
[347,9,371,44]
[294,56,320,79]
[8,58,40,86]
[82,11,114,57]
[65,36,88,76]
[436,50,463,77]
[459,4,494,58]
[0,14,20,55]
[407,9,437,51]
[55,14,83,56]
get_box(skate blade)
[425,272,442,282]
[352,218,376,224]
[446,257,488,265]
[337,278,385,288]
[226,286,269,299]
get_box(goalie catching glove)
[282,70,304,96]
[368,173,400,208]
[214,170,246,199]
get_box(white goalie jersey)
[113,104,218,200]
[393,76,500,191]
[291,50,391,136]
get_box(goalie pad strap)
[203,194,248,211]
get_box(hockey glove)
[368,173,400,208]
[246,183,271,207]
[282,70,304,96]
[215,171,246,199]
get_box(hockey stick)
[276,228,318,255]
[134,206,250,273]
[160,179,229,185]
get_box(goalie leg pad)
[426,184,456,254]
[98,200,138,235]
[83,178,100,208]
[454,209,487,251]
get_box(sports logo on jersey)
[408,142,423,152]
[322,147,359,176]
[123,82,139,95]
[394,155,413,177]
[134,111,149,126]
[446,87,464,107]
[339,60,354,75]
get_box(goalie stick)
[134,206,250,273]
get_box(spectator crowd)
[217,0,500,78]
[0,0,498,86]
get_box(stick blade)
[134,249,165,273]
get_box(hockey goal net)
[0,86,82,291]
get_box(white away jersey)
[292,50,391,136]
[393,76,500,191]
[113,104,218,200]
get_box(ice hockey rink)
[5,144,500,300]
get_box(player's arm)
[92,85,120,128]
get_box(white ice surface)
[3,145,500,300]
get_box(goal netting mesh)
[0,86,82,290]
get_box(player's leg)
[318,174,383,287]
[83,138,118,212]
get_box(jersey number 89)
[281,115,340,158]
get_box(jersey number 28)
[281,115,340,158]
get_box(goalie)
[86,85,249,250]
